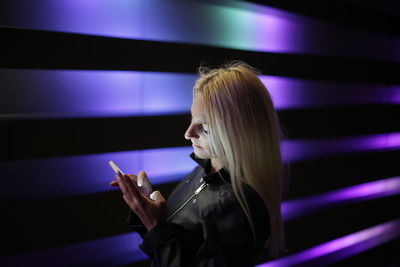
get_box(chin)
[194,150,211,159]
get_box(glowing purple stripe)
[1,69,399,118]
[1,133,399,203]
[282,132,400,162]
[282,176,400,221]
[257,219,400,267]
[0,232,147,266]
[0,0,398,61]
[0,147,196,204]
[260,76,400,109]
[2,218,398,266]
[0,69,195,117]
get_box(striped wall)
[0,0,399,266]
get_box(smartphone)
[109,160,155,199]
[109,161,124,177]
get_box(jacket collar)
[189,152,231,184]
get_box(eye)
[202,125,209,134]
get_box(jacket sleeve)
[138,190,260,267]
[127,209,147,237]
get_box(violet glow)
[2,213,398,266]
[260,76,400,109]
[1,133,399,203]
[257,219,400,267]
[0,69,195,117]
[282,176,400,221]
[0,0,398,61]
[282,132,400,162]
[1,69,399,118]
[0,147,196,204]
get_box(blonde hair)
[194,61,285,257]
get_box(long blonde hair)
[194,61,285,257]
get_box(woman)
[110,61,285,266]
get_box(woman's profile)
[110,61,285,266]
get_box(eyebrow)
[191,115,205,124]
[190,107,206,124]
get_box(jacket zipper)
[167,182,208,222]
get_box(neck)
[209,158,224,175]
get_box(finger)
[127,174,138,181]
[109,180,119,186]
[115,172,124,179]
[121,174,143,202]
[150,190,166,203]
[117,175,128,195]
[137,171,144,187]
[138,171,152,189]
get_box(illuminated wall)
[1,0,399,266]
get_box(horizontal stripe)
[279,105,400,139]
[1,27,400,84]
[0,147,195,204]
[0,69,399,117]
[282,176,400,221]
[282,132,400,162]
[283,195,400,253]
[258,218,400,267]
[1,115,191,161]
[1,133,399,203]
[243,0,400,35]
[2,106,400,161]
[2,177,399,262]
[323,238,400,266]
[0,0,398,61]
[286,149,400,199]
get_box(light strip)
[2,198,399,266]
[282,132,400,162]
[0,0,398,61]
[0,147,195,204]
[282,176,400,221]
[1,69,399,118]
[257,219,400,267]
[1,133,399,203]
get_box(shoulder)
[202,181,269,231]
[199,181,270,259]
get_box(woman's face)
[184,93,212,159]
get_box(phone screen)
[109,161,124,177]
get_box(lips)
[192,143,202,148]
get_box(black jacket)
[127,153,270,267]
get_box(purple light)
[2,218,398,266]
[1,69,399,119]
[282,132,400,162]
[0,0,399,61]
[0,69,195,117]
[0,147,196,204]
[257,219,400,267]
[260,76,400,109]
[282,176,400,221]
[1,133,399,203]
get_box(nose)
[184,123,199,140]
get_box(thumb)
[150,190,165,203]
[137,171,149,187]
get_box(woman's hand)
[110,171,152,197]
[110,172,167,231]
